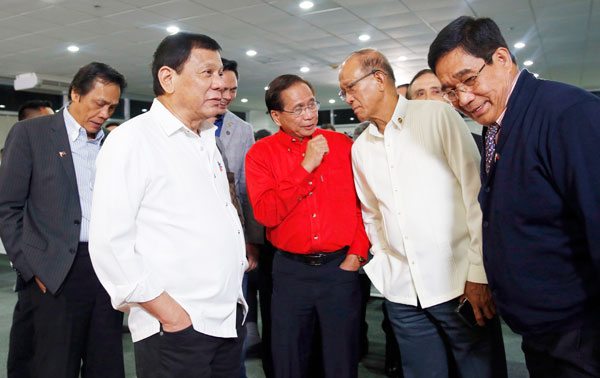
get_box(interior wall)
[0,113,18,150]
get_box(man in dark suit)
[430,16,600,377]
[0,62,127,378]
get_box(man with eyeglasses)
[430,16,600,377]
[340,48,506,378]
[245,74,369,378]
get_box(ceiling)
[0,0,599,112]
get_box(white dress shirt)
[352,97,486,308]
[89,99,247,342]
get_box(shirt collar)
[274,127,323,145]
[152,98,216,138]
[495,69,523,127]
[63,107,104,143]
[368,95,407,138]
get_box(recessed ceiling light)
[299,1,314,10]
[514,42,526,49]
[67,45,79,53]
[141,108,148,112]
[241,98,248,103]
[264,86,269,90]
[246,50,257,57]
[533,73,539,78]
[523,60,533,66]
[398,56,407,61]
[0,104,5,109]
[328,99,335,104]
[166,25,180,35]
[350,117,355,121]
[358,34,371,42]
[300,66,310,73]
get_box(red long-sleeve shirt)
[245,129,369,258]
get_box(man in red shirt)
[246,74,370,378]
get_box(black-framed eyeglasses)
[442,62,486,103]
[280,100,321,117]
[339,69,382,102]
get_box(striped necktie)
[484,123,500,174]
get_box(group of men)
[0,14,598,378]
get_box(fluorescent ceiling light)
[67,45,79,52]
[300,66,310,73]
[166,26,180,35]
[358,34,371,42]
[246,50,257,57]
[299,1,314,10]
[514,42,526,49]
[523,60,533,66]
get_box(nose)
[99,105,111,120]
[212,73,225,91]
[457,90,475,109]
[344,92,354,105]
[222,89,233,101]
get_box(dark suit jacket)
[0,112,82,295]
[478,70,600,336]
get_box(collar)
[152,98,216,138]
[63,107,104,143]
[368,95,407,138]
[274,127,323,146]
[495,69,523,127]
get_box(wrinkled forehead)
[413,73,442,89]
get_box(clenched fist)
[301,135,329,173]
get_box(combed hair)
[265,74,315,113]
[68,62,127,101]
[349,49,396,83]
[152,33,221,96]
[428,16,514,71]
[222,58,239,79]
[17,100,53,121]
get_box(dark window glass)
[130,100,153,118]
[231,111,246,121]
[318,110,331,125]
[333,108,359,124]
[0,84,63,111]
[112,99,125,119]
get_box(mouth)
[466,101,488,117]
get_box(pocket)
[160,324,194,337]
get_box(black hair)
[152,33,221,96]
[222,58,239,79]
[254,129,272,141]
[265,74,314,113]
[68,62,126,101]
[428,16,514,72]
[17,100,53,121]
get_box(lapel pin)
[58,151,67,158]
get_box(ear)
[158,66,176,94]
[70,89,80,103]
[270,110,283,127]
[493,47,513,68]
[373,70,387,91]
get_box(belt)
[277,247,348,266]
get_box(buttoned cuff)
[123,274,164,306]
[289,165,318,199]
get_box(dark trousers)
[522,320,600,378]
[386,298,507,378]
[28,243,124,378]
[134,304,246,378]
[271,252,361,378]
[7,277,34,378]
[258,241,275,378]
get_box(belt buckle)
[307,254,324,266]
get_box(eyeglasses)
[442,63,486,103]
[281,100,320,117]
[339,69,382,102]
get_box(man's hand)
[34,276,47,293]
[339,254,361,272]
[301,135,329,173]
[461,281,496,326]
[246,243,259,272]
[140,292,192,333]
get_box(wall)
[247,110,277,133]
[0,113,18,150]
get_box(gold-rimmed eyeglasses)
[442,63,487,103]
[339,69,382,102]
[280,100,321,117]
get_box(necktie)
[484,123,500,174]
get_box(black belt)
[277,247,348,266]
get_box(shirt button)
[314,235,319,240]
[287,148,291,152]
[312,213,317,218]
[74,220,81,225]
[69,248,76,254]
[302,153,305,157]
[483,221,489,228]
[308,181,313,186]
[292,138,297,142]
[308,192,313,196]
[484,186,491,193]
